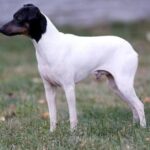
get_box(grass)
[0,22,150,149]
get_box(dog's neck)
[32,15,62,62]
[33,14,60,44]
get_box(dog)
[0,4,146,132]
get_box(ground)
[0,22,150,149]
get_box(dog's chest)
[38,63,62,86]
[35,50,62,86]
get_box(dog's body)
[34,21,135,86]
[0,4,146,132]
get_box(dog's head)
[0,4,47,42]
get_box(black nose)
[0,25,11,36]
[0,26,6,34]
[0,27,4,33]
[0,27,2,32]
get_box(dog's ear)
[24,4,35,7]
[24,4,41,21]
[13,4,40,22]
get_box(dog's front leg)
[43,80,57,132]
[63,84,78,131]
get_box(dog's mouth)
[0,20,28,36]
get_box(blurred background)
[0,0,150,27]
[0,1,150,149]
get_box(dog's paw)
[70,121,78,132]
[50,122,57,132]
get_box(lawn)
[0,22,150,149]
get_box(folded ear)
[28,9,39,21]
[24,4,41,21]
[24,4,35,7]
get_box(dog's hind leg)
[107,74,146,127]
[107,74,139,124]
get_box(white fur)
[33,15,146,132]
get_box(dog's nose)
[0,26,4,33]
[0,26,9,35]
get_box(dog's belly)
[74,70,91,83]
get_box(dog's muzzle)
[0,20,28,36]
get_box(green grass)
[0,22,150,149]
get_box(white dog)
[0,4,146,132]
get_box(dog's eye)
[14,15,23,23]
[16,16,22,22]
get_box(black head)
[0,4,47,42]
